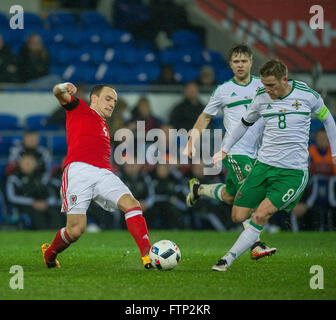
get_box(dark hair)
[89,84,115,104]
[260,59,288,80]
[228,44,253,60]
[20,150,37,160]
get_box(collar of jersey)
[277,80,296,100]
[230,74,253,87]
[91,107,106,121]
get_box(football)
[149,240,181,270]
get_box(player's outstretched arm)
[183,112,213,158]
[53,82,77,106]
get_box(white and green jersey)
[243,80,325,170]
[203,75,264,158]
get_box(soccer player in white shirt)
[184,45,276,260]
[211,59,336,271]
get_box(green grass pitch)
[0,230,335,300]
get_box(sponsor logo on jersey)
[231,92,237,96]
[266,104,273,110]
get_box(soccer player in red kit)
[41,82,153,269]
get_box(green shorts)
[222,155,256,197]
[234,161,309,213]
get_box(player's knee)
[253,211,272,226]
[231,206,253,223]
[221,190,234,205]
[231,206,243,223]
[231,212,243,223]
[118,194,141,213]
[66,225,85,241]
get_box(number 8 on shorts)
[282,188,295,202]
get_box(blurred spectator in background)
[6,130,51,182]
[147,164,186,229]
[127,96,163,133]
[184,162,231,231]
[0,34,19,83]
[118,158,154,226]
[154,64,179,85]
[106,96,128,137]
[0,190,8,225]
[17,34,50,82]
[169,82,205,131]
[6,151,64,230]
[291,129,336,231]
[47,83,88,129]
[196,65,218,88]
[309,129,336,176]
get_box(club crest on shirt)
[244,164,252,173]
[70,194,77,205]
[292,100,302,110]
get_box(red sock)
[45,227,75,262]
[125,206,151,257]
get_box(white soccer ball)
[149,240,181,270]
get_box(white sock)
[242,213,260,242]
[224,221,264,266]
[198,183,226,201]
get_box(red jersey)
[62,96,112,171]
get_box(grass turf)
[0,230,335,300]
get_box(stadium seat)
[122,49,158,65]
[160,49,203,66]
[117,64,160,85]
[51,136,67,156]
[171,30,203,49]
[173,64,200,84]
[0,12,8,30]
[79,12,111,30]
[39,135,48,147]
[0,160,6,179]
[101,29,134,48]
[46,12,77,30]
[214,67,234,83]
[202,50,228,69]
[51,47,79,65]
[25,114,60,131]
[310,118,323,135]
[213,117,226,132]
[81,31,104,47]
[96,64,124,84]
[0,114,21,130]
[1,28,26,52]
[0,137,11,156]
[23,12,44,30]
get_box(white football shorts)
[60,162,132,214]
